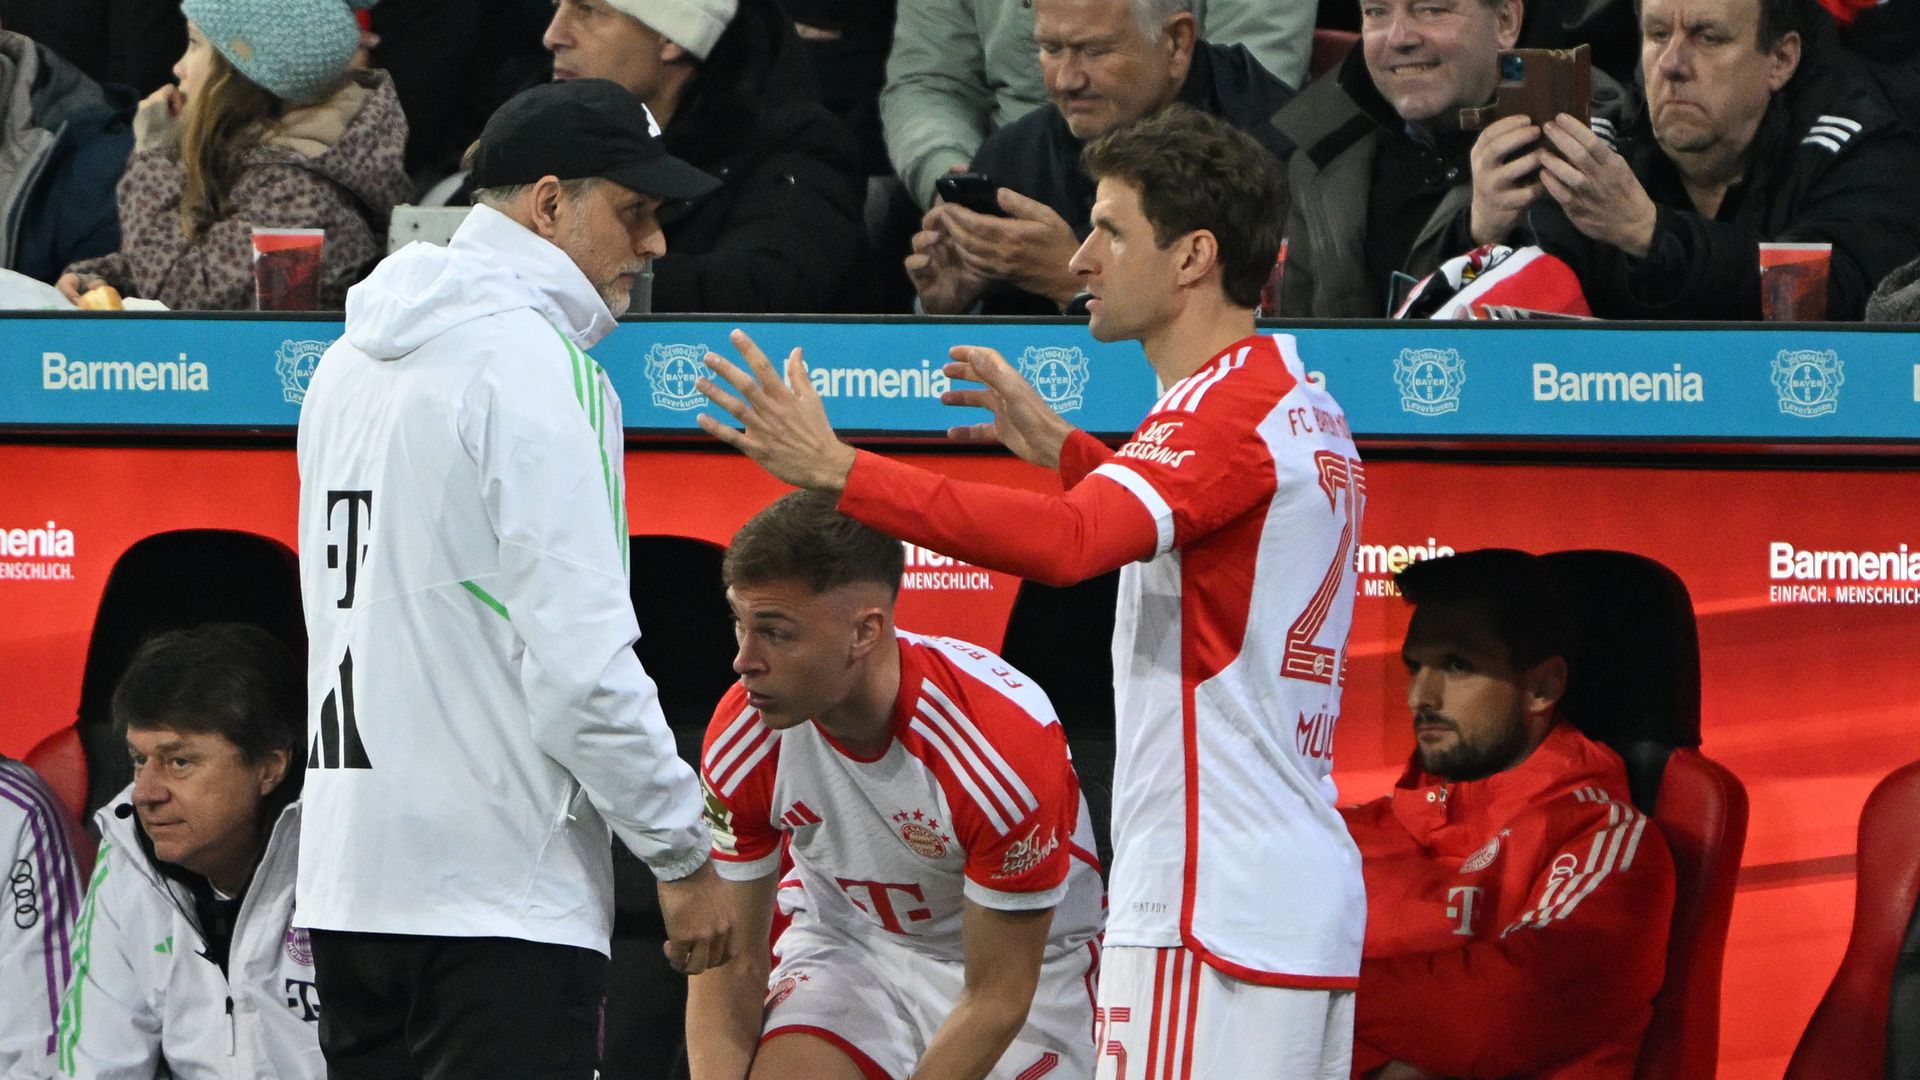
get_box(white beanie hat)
[603,0,738,61]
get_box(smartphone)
[1459,45,1591,132]
[935,173,1008,217]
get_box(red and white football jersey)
[1090,333,1365,987]
[700,632,1104,960]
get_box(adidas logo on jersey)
[781,801,824,829]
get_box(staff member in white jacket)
[55,623,318,1080]
[296,77,734,1079]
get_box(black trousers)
[310,930,608,1080]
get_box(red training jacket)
[1341,721,1676,1079]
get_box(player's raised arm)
[685,873,779,1080]
[909,901,1056,1080]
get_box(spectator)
[0,26,134,283]
[1342,550,1675,1079]
[543,0,867,313]
[788,0,896,177]
[0,0,185,96]
[54,624,320,1080]
[295,79,733,1079]
[1273,0,1629,318]
[685,492,1104,1079]
[883,0,1312,210]
[1,755,83,1079]
[1524,0,1920,319]
[909,0,1296,316]
[55,0,409,311]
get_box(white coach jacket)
[55,790,321,1080]
[294,205,709,955]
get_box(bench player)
[696,104,1366,1077]
[685,492,1104,1080]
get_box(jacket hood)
[344,202,619,360]
[253,68,411,231]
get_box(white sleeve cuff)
[1090,463,1175,557]
[963,878,1068,912]
[712,852,781,882]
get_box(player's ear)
[1525,655,1568,716]
[1175,229,1218,289]
[848,606,887,661]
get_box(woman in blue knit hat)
[56,0,409,310]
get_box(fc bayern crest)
[893,809,952,860]
[643,342,710,411]
[1016,346,1091,413]
[1393,348,1467,416]
[1770,349,1843,418]
[274,339,330,406]
[284,918,313,967]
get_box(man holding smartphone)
[1273,0,1629,317]
[906,0,1294,316]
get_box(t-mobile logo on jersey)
[1446,886,1483,936]
[834,878,933,934]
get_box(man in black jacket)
[543,0,866,314]
[908,0,1294,316]
[1525,0,1920,320]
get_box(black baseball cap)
[470,78,719,201]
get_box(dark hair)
[1395,549,1570,670]
[1756,0,1810,51]
[112,622,305,808]
[1079,104,1286,310]
[724,492,905,598]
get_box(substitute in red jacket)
[1343,549,1676,1080]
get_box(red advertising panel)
[1,442,1914,1078]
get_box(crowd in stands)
[1,0,1916,319]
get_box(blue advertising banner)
[2,313,1916,440]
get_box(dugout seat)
[22,724,96,875]
[1784,758,1920,1080]
[1540,550,1749,1080]
[74,530,306,822]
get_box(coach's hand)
[698,328,857,493]
[657,860,736,976]
[941,346,1076,469]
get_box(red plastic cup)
[1759,242,1831,322]
[252,228,326,311]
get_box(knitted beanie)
[180,0,373,103]
[603,0,739,61]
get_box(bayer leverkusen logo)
[644,343,709,411]
[275,339,330,405]
[1394,348,1466,416]
[1770,349,1843,418]
[1017,346,1090,413]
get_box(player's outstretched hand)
[940,345,1077,469]
[697,328,858,493]
[657,860,736,976]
